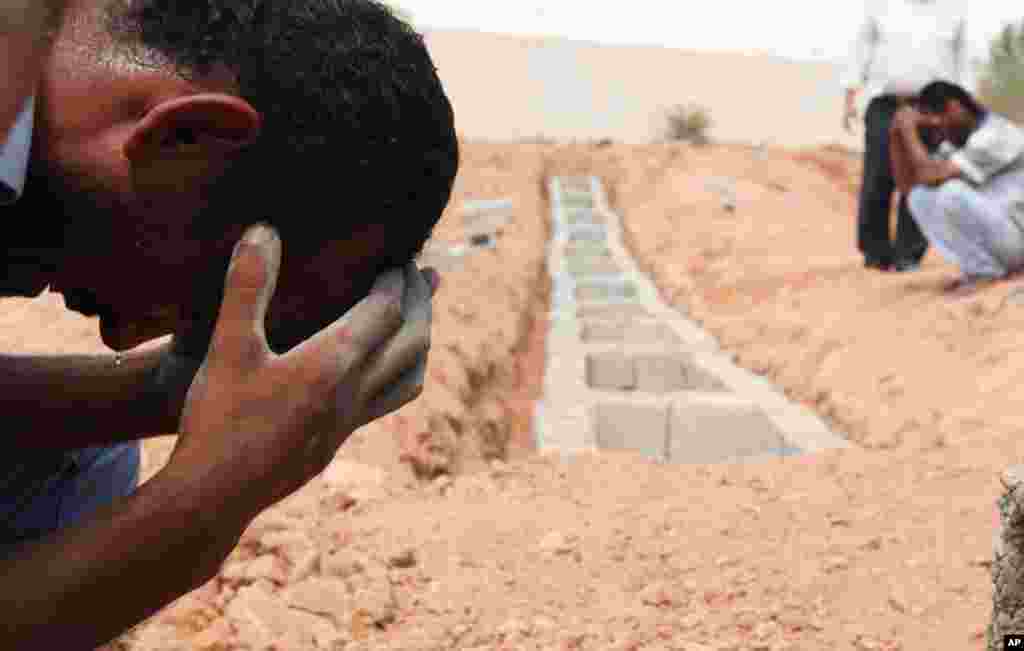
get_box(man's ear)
[123,93,261,164]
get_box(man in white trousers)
[891,81,1024,298]
[842,0,972,272]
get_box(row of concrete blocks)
[595,395,803,464]
[589,178,851,452]
[586,350,726,394]
[539,176,733,457]
[540,261,805,465]
[535,175,851,461]
[582,176,851,456]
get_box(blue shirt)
[0,94,34,205]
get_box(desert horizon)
[424,29,865,151]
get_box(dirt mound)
[1,141,1007,649]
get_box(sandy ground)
[424,30,862,151]
[544,141,1011,649]
[3,138,1012,649]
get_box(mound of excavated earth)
[1,141,1011,650]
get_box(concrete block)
[568,226,607,242]
[564,241,610,257]
[581,320,626,343]
[567,257,621,276]
[567,208,605,225]
[577,303,651,319]
[463,212,510,236]
[580,319,681,346]
[586,352,636,390]
[462,198,513,217]
[594,402,669,462]
[575,280,636,302]
[561,177,592,192]
[687,352,849,452]
[562,188,593,202]
[582,354,727,394]
[667,397,786,464]
[562,197,594,212]
[566,251,614,267]
[633,355,686,393]
[575,284,611,301]
[682,363,728,392]
[624,321,681,344]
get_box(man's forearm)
[895,121,953,187]
[0,347,186,449]
[0,469,243,649]
[890,127,914,195]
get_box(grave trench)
[440,176,848,465]
[534,176,848,464]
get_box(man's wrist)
[148,458,252,562]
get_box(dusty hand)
[143,268,232,427]
[165,223,438,525]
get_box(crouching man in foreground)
[0,0,458,647]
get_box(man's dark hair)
[917,80,984,118]
[104,0,459,272]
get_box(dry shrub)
[979,19,1024,124]
[663,103,713,145]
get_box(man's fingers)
[207,224,281,370]
[296,267,406,377]
[357,353,427,429]
[358,264,432,401]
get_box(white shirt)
[843,0,971,115]
[935,112,1024,232]
[0,93,33,205]
[941,113,1024,187]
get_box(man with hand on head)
[890,81,1024,297]
[0,0,459,647]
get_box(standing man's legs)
[858,96,901,269]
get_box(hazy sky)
[399,1,1021,62]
